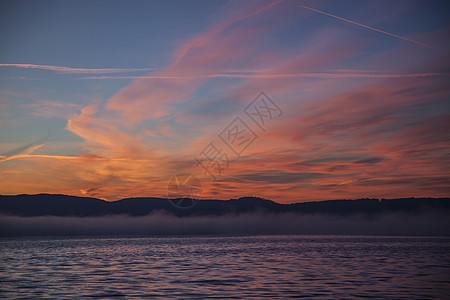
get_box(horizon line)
[1,193,447,204]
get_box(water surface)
[1,236,449,298]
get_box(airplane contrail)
[0,63,155,74]
[79,72,449,80]
[299,5,429,48]
[0,143,46,163]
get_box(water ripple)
[0,236,449,299]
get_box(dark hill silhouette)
[0,194,449,217]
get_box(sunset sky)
[1,0,449,203]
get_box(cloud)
[23,99,81,118]
[0,64,154,74]
[67,104,148,158]
[1,0,448,202]
[231,170,332,184]
[103,0,290,122]
[354,157,385,164]
[171,0,285,65]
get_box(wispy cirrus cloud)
[63,0,449,201]
[0,63,155,74]
[23,100,81,118]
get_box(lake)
[1,235,449,298]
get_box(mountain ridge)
[0,194,449,217]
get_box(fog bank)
[1,210,449,237]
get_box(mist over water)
[1,210,449,236]
[1,236,449,299]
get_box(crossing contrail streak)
[80,72,449,80]
[299,5,429,48]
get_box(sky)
[0,0,449,203]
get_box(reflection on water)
[1,236,449,298]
